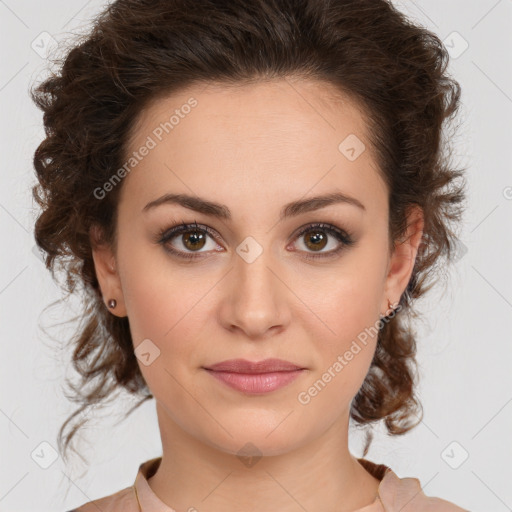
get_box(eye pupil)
[304,230,327,251]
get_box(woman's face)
[93,78,422,456]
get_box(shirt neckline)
[133,456,392,512]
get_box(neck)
[146,401,380,512]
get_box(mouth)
[202,358,307,394]
[203,358,306,373]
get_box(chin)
[199,418,311,459]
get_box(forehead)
[118,78,385,219]
[128,78,370,149]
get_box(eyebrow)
[142,191,366,220]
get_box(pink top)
[69,456,468,512]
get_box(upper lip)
[203,358,305,374]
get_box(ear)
[381,205,424,315]
[90,224,127,317]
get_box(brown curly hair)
[30,0,467,465]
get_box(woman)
[31,0,469,510]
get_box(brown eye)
[292,222,355,259]
[302,229,328,252]
[181,229,207,251]
[158,222,221,260]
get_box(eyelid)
[155,221,222,248]
[288,222,355,258]
[291,222,351,242]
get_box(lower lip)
[204,369,305,394]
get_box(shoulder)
[67,485,138,512]
[66,457,161,512]
[377,469,469,511]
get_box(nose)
[218,245,291,340]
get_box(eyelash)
[155,220,355,261]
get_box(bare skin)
[91,77,424,512]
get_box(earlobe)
[382,205,424,313]
[89,225,127,317]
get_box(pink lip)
[205,369,305,394]
[203,358,306,394]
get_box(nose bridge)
[235,235,279,301]
[224,234,289,335]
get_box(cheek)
[117,232,193,343]
[123,273,205,365]
[298,292,380,420]
[299,250,386,401]
[124,269,206,410]
[309,249,385,344]
[118,244,213,391]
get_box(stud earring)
[379,298,394,319]
[108,298,117,309]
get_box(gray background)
[1,1,511,511]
